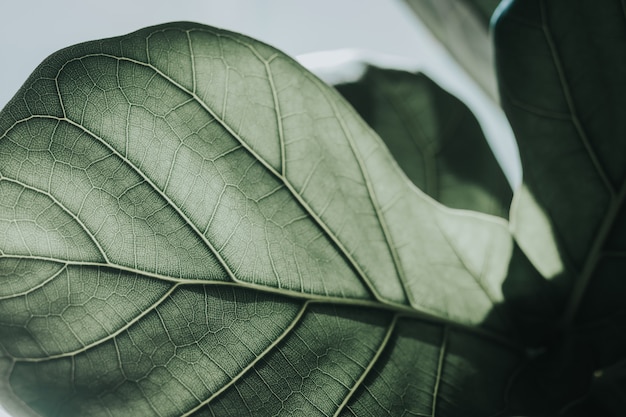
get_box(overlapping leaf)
[333,65,512,217]
[495,0,626,413]
[331,63,560,346]
[0,23,524,417]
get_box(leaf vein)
[306,72,414,306]
[11,283,179,362]
[0,173,109,264]
[431,325,448,417]
[540,0,616,196]
[0,263,67,301]
[34,110,236,282]
[562,180,626,323]
[333,314,399,417]
[178,301,310,417]
[79,50,387,303]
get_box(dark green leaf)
[494,0,626,411]
[333,65,512,217]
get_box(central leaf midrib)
[0,254,521,356]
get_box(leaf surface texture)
[0,23,525,416]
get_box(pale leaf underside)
[0,23,522,417]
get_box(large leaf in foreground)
[0,23,523,416]
[333,65,512,218]
[495,0,626,413]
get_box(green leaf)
[466,0,502,25]
[333,65,512,218]
[494,0,626,411]
[495,0,626,340]
[0,22,524,416]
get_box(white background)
[0,0,451,109]
[0,1,519,416]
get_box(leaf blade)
[494,0,626,411]
[0,22,526,417]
